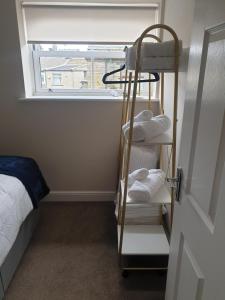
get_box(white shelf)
[22,2,158,8]
[118,225,169,255]
[120,180,171,204]
[130,133,173,146]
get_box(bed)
[0,156,49,299]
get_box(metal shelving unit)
[116,24,180,275]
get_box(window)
[20,1,160,98]
[32,44,127,96]
[41,72,46,87]
[52,73,62,86]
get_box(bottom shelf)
[118,225,169,270]
[117,225,169,256]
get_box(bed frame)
[0,209,39,299]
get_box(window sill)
[18,96,160,102]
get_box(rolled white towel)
[122,110,153,132]
[124,122,145,141]
[124,115,171,142]
[128,168,149,186]
[128,169,166,203]
[135,110,153,122]
[154,114,171,129]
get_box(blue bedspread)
[0,156,49,208]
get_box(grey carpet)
[5,202,166,300]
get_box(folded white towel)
[129,145,158,173]
[122,110,153,132]
[141,57,177,73]
[128,169,166,203]
[142,40,182,57]
[125,40,182,72]
[128,168,149,186]
[124,115,171,142]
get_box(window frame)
[16,0,164,100]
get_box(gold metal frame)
[117,24,179,270]
[116,33,162,197]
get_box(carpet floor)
[5,202,166,300]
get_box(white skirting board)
[44,191,116,202]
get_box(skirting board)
[44,191,116,202]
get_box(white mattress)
[0,175,33,266]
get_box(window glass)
[52,73,62,86]
[32,44,157,98]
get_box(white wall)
[0,0,159,200]
[163,0,196,160]
[0,0,195,200]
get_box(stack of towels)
[123,110,171,142]
[125,40,182,73]
[127,168,165,203]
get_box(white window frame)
[32,45,126,97]
[16,0,164,99]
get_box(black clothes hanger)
[102,64,160,84]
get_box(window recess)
[32,44,127,96]
[20,1,160,98]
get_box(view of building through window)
[40,57,123,90]
[32,44,157,97]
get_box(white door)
[166,0,225,299]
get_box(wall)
[0,0,193,201]
[0,0,159,201]
[163,0,196,161]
